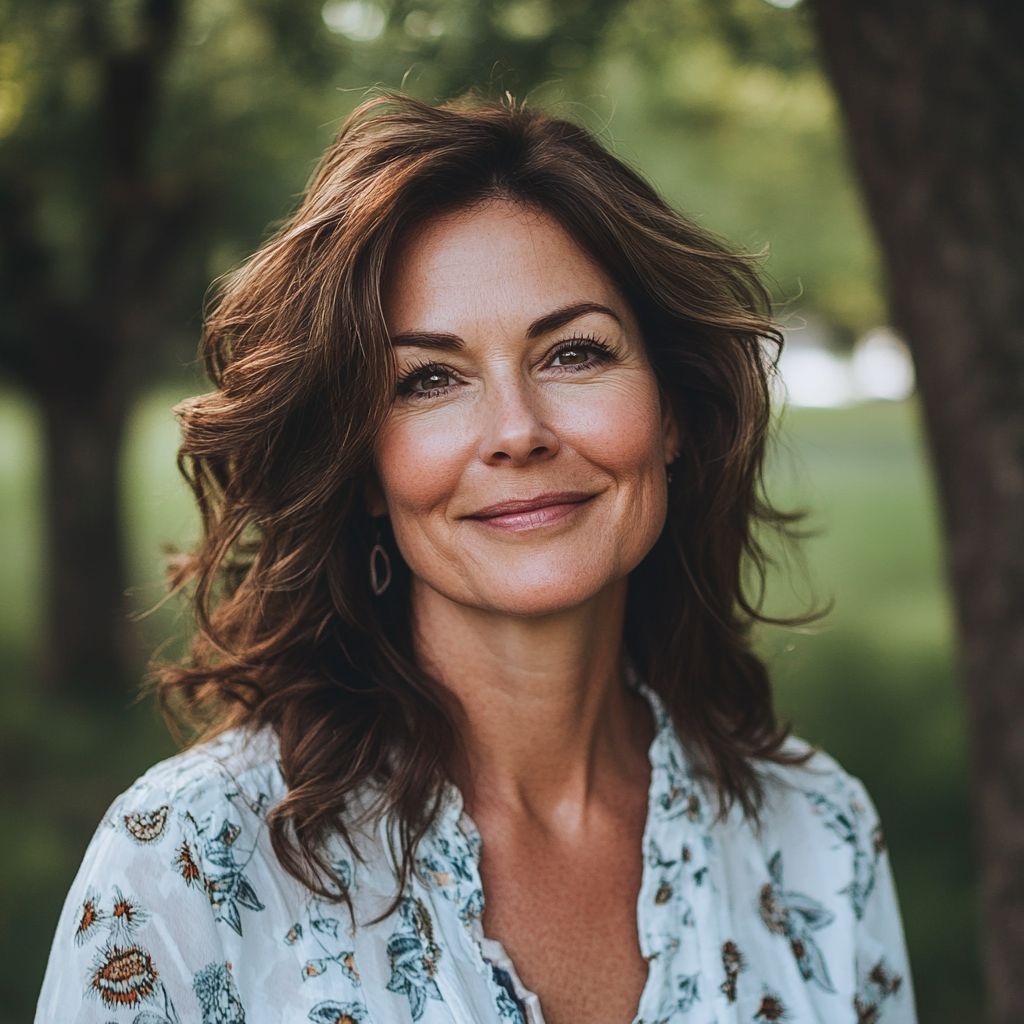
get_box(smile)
[466,495,594,533]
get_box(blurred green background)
[1,0,979,1020]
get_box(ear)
[363,470,388,518]
[659,385,681,464]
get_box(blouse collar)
[413,656,727,1022]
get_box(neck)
[410,576,653,832]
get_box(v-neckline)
[428,658,680,1024]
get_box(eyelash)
[395,335,617,401]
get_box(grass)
[0,385,980,1022]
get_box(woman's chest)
[476,834,651,1024]
[222,819,867,1024]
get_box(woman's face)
[368,199,679,617]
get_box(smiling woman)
[35,93,917,1023]
[370,201,676,621]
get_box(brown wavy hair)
[152,90,825,913]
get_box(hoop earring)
[369,527,392,596]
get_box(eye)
[548,335,615,372]
[396,361,459,399]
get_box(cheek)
[556,378,664,470]
[373,409,471,515]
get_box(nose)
[477,376,560,467]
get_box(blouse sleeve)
[846,773,919,1023]
[34,784,241,1023]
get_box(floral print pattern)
[484,960,527,1024]
[758,850,836,993]
[385,897,444,1020]
[281,857,362,987]
[308,1001,368,1024]
[854,956,905,1023]
[122,804,170,844]
[195,813,267,937]
[804,787,884,920]
[719,940,745,1003]
[72,877,179,1021]
[35,665,917,1022]
[193,961,246,1023]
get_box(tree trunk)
[808,2,1024,1020]
[38,387,137,699]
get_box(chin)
[477,592,601,619]
[467,570,619,618]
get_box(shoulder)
[746,732,887,863]
[107,723,286,829]
[745,733,890,920]
[741,738,917,1019]
[75,724,292,939]
[753,732,880,822]
[95,724,391,896]
[91,724,391,915]
[37,726,407,1022]
[35,727,291,1019]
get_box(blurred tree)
[0,0,624,698]
[0,0,333,696]
[0,0,194,698]
[573,0,886,344]
[808,2,1023,1020]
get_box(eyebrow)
[389,301,622,351]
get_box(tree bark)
[808,2,1024,1020]
[0,0,186,700]
[38,386,136,698]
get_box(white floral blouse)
[35,669,918,1024]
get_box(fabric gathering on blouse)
[35,664,918,1024]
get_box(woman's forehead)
[382,199,627,338]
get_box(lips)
[467,491,593,519]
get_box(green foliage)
[583,0,882,341]
[0,0,883,377]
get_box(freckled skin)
[368,200,679,618]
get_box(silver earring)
[667,452,679,486]
[369,527,392,596]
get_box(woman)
[35,93,917,1023]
